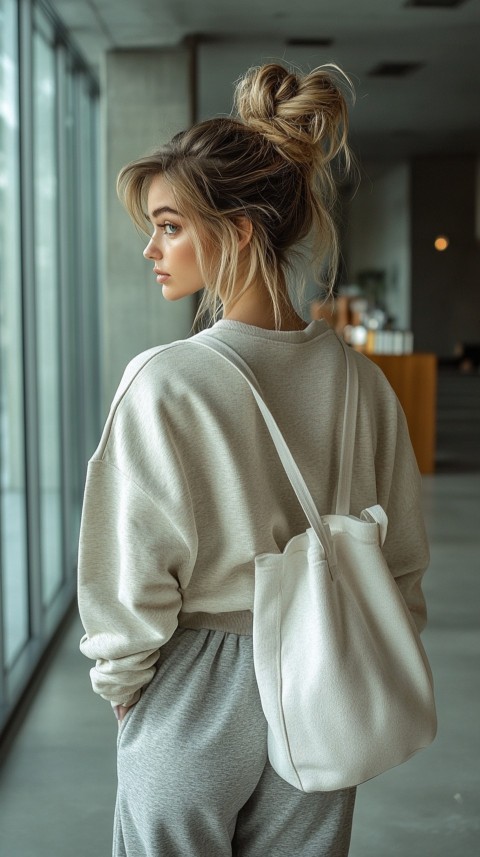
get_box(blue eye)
[163,222,179,235]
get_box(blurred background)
[0,1,479,855]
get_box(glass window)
[77,75,101,462]
[0,0,100,736]
[33,18,64,607]
[0,0,30,667]
[62,56,83,558]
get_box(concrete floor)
[0,471,478,856]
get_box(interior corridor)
[0,471,478,857]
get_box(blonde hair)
[117,62,354,329]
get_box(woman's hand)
[114,703,134,723]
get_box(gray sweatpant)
[114,627,356,856]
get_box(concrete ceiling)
[49,0,480,159]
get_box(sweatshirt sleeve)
[77,349,197,707]
[78,460,193,706]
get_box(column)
[102,46,195,410]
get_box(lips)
[154,268,170,283]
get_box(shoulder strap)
[190,331,358,563]
[336,336,359,515]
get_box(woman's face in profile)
[143,174,205,302]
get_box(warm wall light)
[434,235,449,251]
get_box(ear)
[234,216,254,252]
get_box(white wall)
[102,47,195,411]
[345,162,411,329]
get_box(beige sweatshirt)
[78,319,429,707]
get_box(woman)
[78,63,429,856]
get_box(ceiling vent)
[286,38,334,48]
[405,1,468,8]
[369,62,423,77]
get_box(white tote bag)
[192,333,437,793]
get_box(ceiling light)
[405,1,468,8]
[369,62,423,77]
[286,38,334,48]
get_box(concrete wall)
[344,162,411,330]
[102,47,195,411]
[411,155,480,357]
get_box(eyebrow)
[148,205,182,220]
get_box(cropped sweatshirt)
[78,319,430,707]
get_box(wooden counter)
[366,353,437,474]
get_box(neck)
[222,279,307,332]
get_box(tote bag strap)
[335,336,359,515]
[191,332,358,564]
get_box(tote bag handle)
[190,332,359,569]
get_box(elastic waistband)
[177,610,253,636]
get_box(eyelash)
[157,221,179,236]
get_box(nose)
[143,237,162,260]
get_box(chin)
[162,284,204,302]
[161,285,184,302]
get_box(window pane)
[78,77,101,461]
[0,0,29,666]
[33,24,63,607]
[63,59,83,558]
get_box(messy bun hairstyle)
[117,62,354,328]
